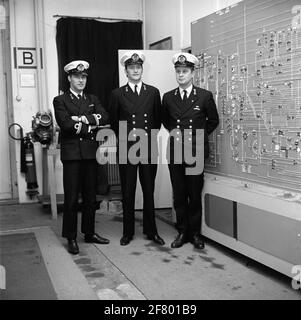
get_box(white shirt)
[128,81,142,95]
[179,84,193,100]
[70,88,83,98]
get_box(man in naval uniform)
[109,50,165,246]
[53,60,110,254]
[162,52,219,250]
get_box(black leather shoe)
[67,239,79,255]
[171,233,187,248]
[84,233,110,244]
[147,234,165,245]
[192,234,205,250]
[120,235,132,246]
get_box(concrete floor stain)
[232,286,242,291]
[81,265,96,272]
[131,252,143,256]
[211,262,225,270]
[199,255,215,263]
[74,258,91,264]
[86,272,105,278]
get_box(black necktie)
[77,94,82,100]
[183,90,188,102]
[134,85,139,96]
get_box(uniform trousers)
[62,159,97,239]
[119,163,158,237]
[168,163,204,237]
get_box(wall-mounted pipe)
[33,0,48,112]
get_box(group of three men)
[53,50,219,255]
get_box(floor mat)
[0,232,57,300]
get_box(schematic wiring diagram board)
[192,0,301,192]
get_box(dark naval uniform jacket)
[53,90,109,161]
[162,86,219,163]
[53,90,109,240]
[109,83,162,161]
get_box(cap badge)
[77,63,85,72]
[131,53,139,62]
[178,55,186,63]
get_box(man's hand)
[71,115,89,124]
[71,116,79,121]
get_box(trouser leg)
[139,163,158,236]
[80,159,97,236]
[168,163,188,235]
[185,171,204,237]
[62,160,80,239]
[119,163,138,237]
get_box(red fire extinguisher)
[9,123,39,197]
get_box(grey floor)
[0,203,300,300]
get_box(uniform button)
[133,128,136,130]
[189,138,192,141]
[133,134,136,137]
[132,121,136,124]
[145,127,148,130]
[176,125,180,128]
[145,133,148,136]
[144,113,147,117]
[177,131,180,135]
[189,131,192,135]
[80,138,83,141]
[91,137,94,140]
[189,119,193,122]
[145,120,148,123]
[132,114,135,118]
[176,138,179,141]
[177,119,180,123]
[189,125,192,129]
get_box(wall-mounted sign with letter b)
[13,47,43,69]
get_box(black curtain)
[56,17,143,109]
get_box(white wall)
[9,0,143,203]
[144,0,242,50]
[144,0,182,50]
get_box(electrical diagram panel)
[192,0,301,191]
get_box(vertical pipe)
[33,0,50,200]
[179,0,184,49]
[142,0,146,49]
[33,0,44,112]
